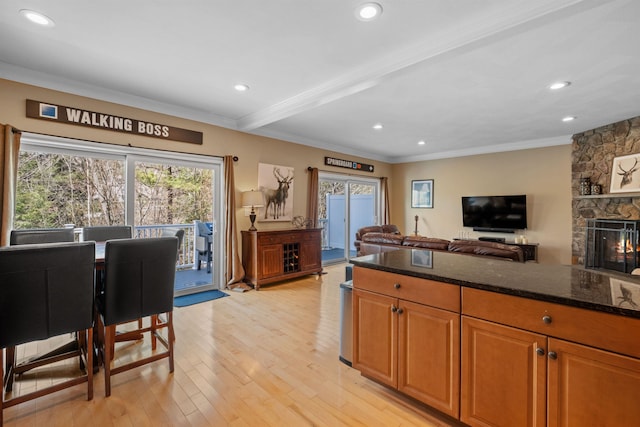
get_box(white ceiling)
[1,0,639,163]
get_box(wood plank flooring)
[3,264,460,426]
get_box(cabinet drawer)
[353,266,460,312]
[258,233,296,244]
[462,287,640,358]
[300,231,320,241]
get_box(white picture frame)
[610,154,640,193]
[411,179,433,208]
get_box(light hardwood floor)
[3,264,459,426]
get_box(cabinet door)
[259,243,283,279]
[299,236,321,272]
[398,300,460,418]
[548,338,640,427]
[353,289,397,387]
[461,316,547,427]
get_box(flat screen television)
[461,195,528,233]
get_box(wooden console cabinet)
[242,228,322,290]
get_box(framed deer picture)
[257,163,294,222]
[610,154,640,193]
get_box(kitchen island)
[350,249,640,427]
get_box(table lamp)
[242,190,264,231]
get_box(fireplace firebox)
[585,219,640,274]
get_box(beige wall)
[0,78,392,234]
[1,79,573,264]
[391,145,573,264]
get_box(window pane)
[134,162,213,226]
[16,151,125,228]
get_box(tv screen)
[462,195,528,233]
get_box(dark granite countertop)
[350,249,640,319]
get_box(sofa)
[355,226,524,262]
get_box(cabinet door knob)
[397,307,404,315]
[394,283,401,289]
[548,351,558,360]
[542,315,552,324]
[391,305,398,313]
[536,347,545,356]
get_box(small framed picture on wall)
[411,179,433,208]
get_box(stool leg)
[3,346,15,392]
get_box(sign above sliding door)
[26,99,203,144]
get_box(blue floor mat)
[174,290,229,307]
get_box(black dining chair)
[9,227,75,245]
[5,227,78,393]
[0,242,95,425]
[161,228,185,262]
[95,237,178,397]
[82,225,133,242]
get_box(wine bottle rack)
[283,243,300,273]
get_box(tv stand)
[478,236,506,243]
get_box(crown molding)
[390,135,572,163]
[0,61,237,130]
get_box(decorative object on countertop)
[414,215,419,236]
[591,183,602,195]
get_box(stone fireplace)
[572,116,640,266]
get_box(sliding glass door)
[319,173,379,264]
[16,133,223,295]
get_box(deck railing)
[134,223,195,269]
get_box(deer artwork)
[260,167,294,220]
[617,157,639,188]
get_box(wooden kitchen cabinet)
[547,338,640,427]
[352,267,460,418]
[462,287,640,427]
[242,228,322,290]
[461,316,547,427]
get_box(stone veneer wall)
[572,116,640,264]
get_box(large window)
[16,133,223,292]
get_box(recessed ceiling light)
[19,9,55,27]
[549,81,571,90]
[356,3,383,21]
[372,123,383,130]
[234,84,249,92]
[418,140,426,145]
[562,116,576,122]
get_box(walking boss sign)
[26,99,203,144]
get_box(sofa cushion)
[355,225,383,241]
[381,225,401,235]
[472,241,523,262]
[402,236,450,251]
[447,240,479,255]
[361,232,405,245]
[448,240,523,262]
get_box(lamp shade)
[242,190,264,208]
